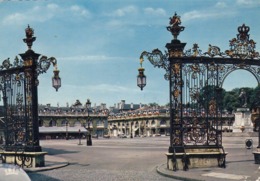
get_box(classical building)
[0,100,238,141]
[107,100,170,137]
[38,100,108,139]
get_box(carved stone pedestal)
[0,151,47,168]
[166,147,227,171]
[233,108,253,132]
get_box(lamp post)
[86,99,92,146]
[66,121,69,140]
[78,129,82,145]
[130,122,133,138]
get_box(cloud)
[236,0,260,6]
[182,10,236,22]
[2,4,56,25]
[109,5,138,17]
[215,2,227,8]
[70,5,91,17]
[105,6,166,28]
[89,84,132,93]
[47,3,59,10]
[2,3,91,25]
[144,7,166,16]
[58,55,134,63]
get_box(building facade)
[0,100,237,141]
[38,101,108,139]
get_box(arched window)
[151,120,156,126]
[61,120,68,127]
[160,120,166,125]
[49,120,57,127]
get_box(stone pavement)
[155,133,260,181]
[24,135,260,180]
[157,161,260,181]
[24,155,69,172]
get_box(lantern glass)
[137,74,146,90]
[52,76,61,92]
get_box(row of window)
[39,120,105,127]
[110,120,167,126]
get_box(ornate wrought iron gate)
[0,26,60,152]
[139,13,260,154]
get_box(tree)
[198,85,225,110]
[223,90,239,113]
[148,102,159,108]
[250,85,260,108]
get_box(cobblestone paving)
[27,137,180,181]
[27,136,260,181]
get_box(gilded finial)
[23,25,36,50]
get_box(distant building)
[38,101,108,139]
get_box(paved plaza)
[26,135,260,181]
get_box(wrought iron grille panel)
[0,66,39,151]
[2,72,27,147]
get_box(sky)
[0,0,260,108]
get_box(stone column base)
[166,148,228,171]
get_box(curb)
[156,163,205,181]
[24,155,69,172]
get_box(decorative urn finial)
[167,12,185,40]
[23,25,36,50]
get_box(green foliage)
[148,102,159,107]
[198,85,225,110]
[223,90,239,113]
[164,85,260,113]
[223,87,257,112]
[250,85,260,107]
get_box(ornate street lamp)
[137,66,146,91]
[86,99,92,146]
[52,67,61,91]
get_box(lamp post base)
[87,135,92,146]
